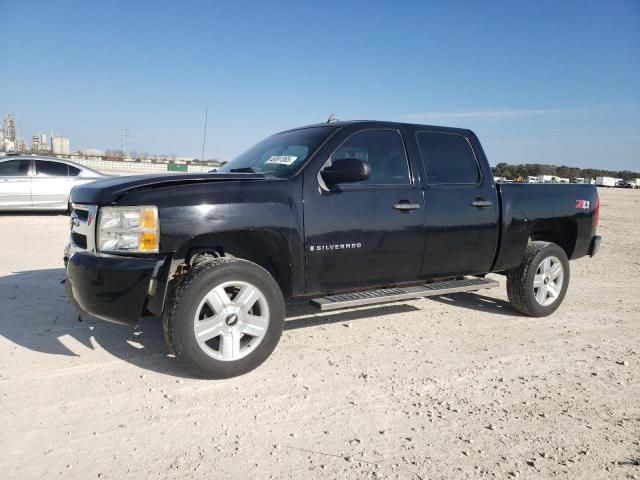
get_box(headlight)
[98,206,159,253]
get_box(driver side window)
[329,129,410,185]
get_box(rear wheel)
[507,241,570,317]
[163,257,285,378]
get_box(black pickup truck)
[64,121,601,378]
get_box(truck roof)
[279,120,474,136]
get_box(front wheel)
[507,241,570,317]
[163,257,285,378]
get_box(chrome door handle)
[393,202,420,211]
[471,200,493,208]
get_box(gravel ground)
[0,188,638,479]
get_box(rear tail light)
[593,195,600,230]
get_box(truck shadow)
[0,269,515,378]
[283,301,421,330]
[0,268,188,377]
[0,268,421,378]
[429,292,517,316]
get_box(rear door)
[0,159,32,209]
[32,160,75,209]
[413,131,499,277]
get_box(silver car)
[0,156,110,211]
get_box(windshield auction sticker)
[265,155,298,165]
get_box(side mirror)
[321,158,370,186]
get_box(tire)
[163,257,285,379]
[507,241,570,317]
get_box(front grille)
[71,232,87,249]
[69,204,98,252]
[73,208,89,221]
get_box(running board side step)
[310,277,499,311]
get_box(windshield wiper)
[229,167,256,173]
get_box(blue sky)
[1,0,639,169]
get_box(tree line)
[492,163,640,181]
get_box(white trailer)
[538,175,556,183]
[596,176,616,187]
[537,175,570,183]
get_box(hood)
[70,172,265,205]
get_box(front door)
[303,128,425,294]
[0,159,32,209]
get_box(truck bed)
[492,183,599,271]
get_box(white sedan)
[0,155,111,211]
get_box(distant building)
[32,133,48,152]
[2,113,17,151]
[51,136,70,155]
[3,138,16,152]
[3,114,16,142]
[17,138,28,152]
[78,148,105,157]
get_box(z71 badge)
[576,200,590,209]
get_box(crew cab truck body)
[64,121,601,378]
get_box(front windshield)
[219,126,335,178]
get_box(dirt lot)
[0,188,638,479]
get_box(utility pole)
[201,107,208,162]
[121,126,129,160]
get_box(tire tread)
[162,256,274,378]
[507,241,552,316]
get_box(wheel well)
[175,230,293,297]
[529,218,577,258]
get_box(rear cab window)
[416,132,481,185]
[35,160,70,176]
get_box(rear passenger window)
[416,132,480,184]
[68,166,81,176]
[36,160,69,176]
[330,130,410,185]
